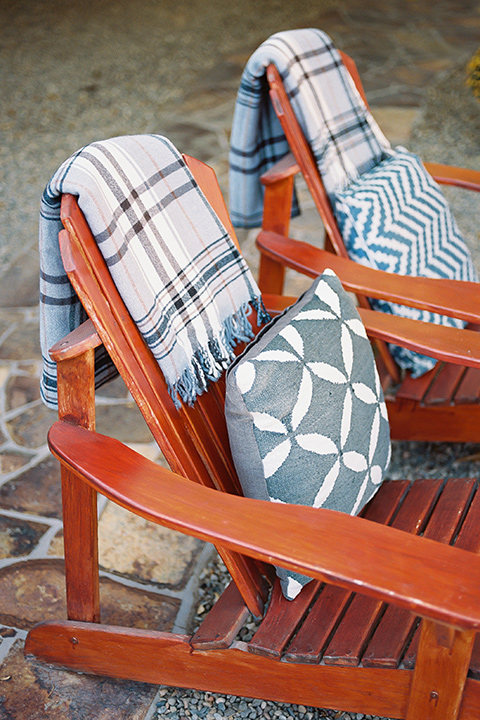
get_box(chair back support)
[266,56,363,260]
[265,56,399,383]
[58,155,270,616]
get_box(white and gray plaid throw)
[229,28,392,227]
[40,134,268,409]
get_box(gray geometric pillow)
[225,270,391,600]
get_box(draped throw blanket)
[229,28,392,227]
[40,134,268,409]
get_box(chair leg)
[57,350,100,622]
[61,468,100,622]
[405,619,475,720]
[261,176,294,237]
[258,176,295,294]
[258,253,287,295]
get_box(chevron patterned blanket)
[39,135,267,409]
[229,28,391,228]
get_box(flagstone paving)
[0,0,479,717]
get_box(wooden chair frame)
[256,54,480,443]
[25,154,480,720]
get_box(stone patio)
[0,0,479,717]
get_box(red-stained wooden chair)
[25,153,480,720]
[256,52,480,443]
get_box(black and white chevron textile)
[332,147,478,376]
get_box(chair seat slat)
[248,576,320,658]
[389,480,480,671]
[455,484,480,554]
[453,485,480,679]
[362,479,476,668]
[322,479,442,665]
[249,480,409,661]
[423,363,465,406]
[395,367,437,403]
[191,581,250,650]
[362,607,420,669]
[284,479,410,664]
[454,367,480,404]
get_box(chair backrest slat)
[58,155,270,616]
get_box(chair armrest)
[49,420,480,630]
[358,308,480,369]
[263,291,480,370]
[257,230,480,325]
[49,319,102,363]
[260,153,300,186]
[424,161,480,192]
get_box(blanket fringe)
[169,299,270,407]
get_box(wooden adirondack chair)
[256,51,480,443]
[25,153,480,720]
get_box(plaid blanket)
[229,28,392,227]
[40,134,268,409]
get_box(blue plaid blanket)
[40,134,267,409]
[229,28,392,227]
